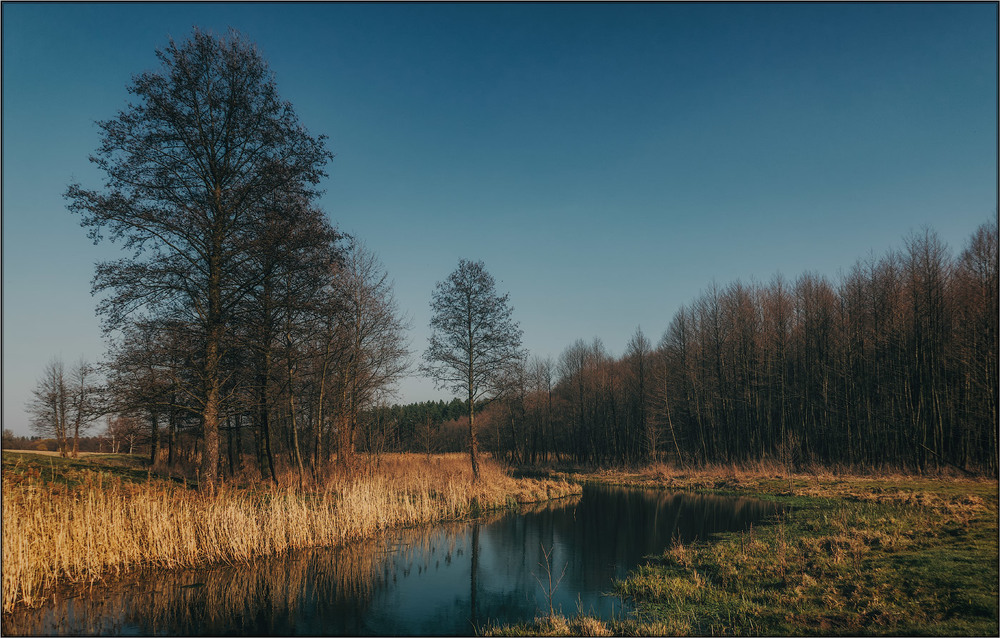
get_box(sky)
[3,2,997,436]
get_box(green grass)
[490,471,998,636]
[1,451,157,489]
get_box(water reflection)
[3,486,780,636]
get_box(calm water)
[3,485,781,636]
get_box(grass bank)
[489,464,998,636]
[1,451,580,614]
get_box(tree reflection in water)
[3,487,780,635]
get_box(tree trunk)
[201,233,223,492]
[201,375,221,492]
[287,354,306,488]
[72,419,81,458]
[256,348,278,485]
[149,410,160,466]
[313,339,332,478]
[227,416,236,477]
[337,380,354,471]
[167,403,176,466]
[468,388,480,480]
[261,403,278,485]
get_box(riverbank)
[1,451,580,614]
[490,465,998,636]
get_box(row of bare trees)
[89,235,409,485]
[481,223,997,474]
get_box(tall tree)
[528,355,555,464]
[66,29,332,490]
[329,240,410,470]
[625,326,653,462]
[421,259,524,479]
[953,222,998,471]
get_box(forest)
[389,222,999,475]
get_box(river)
[3,484,781,635]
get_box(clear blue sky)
[3,3,997,436]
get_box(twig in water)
[533,542,568,619]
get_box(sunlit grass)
[1,452,580,613]
[492,466,998,636]
[615,490,996,635]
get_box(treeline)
[0,432,143,455]
[372,399,468,454]
[390,399,470,427]
[1,432,108,454]
[471,223,997,474]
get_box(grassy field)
[489,465,998,636]
[1,451,580,614]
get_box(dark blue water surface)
[3,485,781,635]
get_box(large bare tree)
[421,259,523,479]
[66,29,332,490]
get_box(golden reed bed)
[1,453,580,613]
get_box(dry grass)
[569,460,995,501]
[1,452,579,613]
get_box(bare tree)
[528,355,555,464]
[66,29,332,490]
[415,413,438,460]
[625,326,654,462]
[67,359,102,457]
[331,241,410,470]
[28,358,102,458]
[27,358,70,456]
[421,259,524,479]
[106,415,145,455]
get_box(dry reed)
[1,453,579,613]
